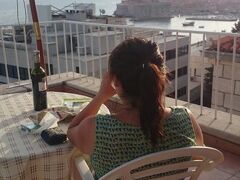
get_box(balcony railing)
[0,20,240,126]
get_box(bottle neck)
[34,50,41,69]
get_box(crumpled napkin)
[28,107,76,134]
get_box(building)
[0,2,191,100]
[155,35,190,101]
[0,25,125,82]
[0,21,191,101]
[204,36,240,115]
[27,3,96,23]
[115,0,172,20]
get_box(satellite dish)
[100,9,106,15]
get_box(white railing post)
[63,21,69,76]
[76,23,82,76]
[214,35,221,119]
[54,23,61,78]
[187,33,192,107]
[69,23,75,77]
[229,36,237,124]
[1,28,10,85]
[23,25,31,80]
[98,26,102,79]
[105,26,109,72]
[12,27,21,84]
[114,27,117,48]
[123,27,126,40]
[83,24,88,77]
[175,31,179,106]
[200,33,206,115]
[163,31,167,64]
[90,25,95,79]
[44,25,51,79]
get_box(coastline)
[186,16,238,22]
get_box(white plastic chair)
[75,146,224,180]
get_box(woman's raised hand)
[96,72,116,102]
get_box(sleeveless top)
[90,106,196,179]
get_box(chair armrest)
[75,157,95,180]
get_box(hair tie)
[142,63,150,69]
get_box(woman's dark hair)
[109,38,168,146]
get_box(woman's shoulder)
[95,113,141,131]
[168,106,190,116]
[165,106,192,123]
[169,105,188,111]
[168,106,204,145]
[95,114,122,128]
[95,114,115,123]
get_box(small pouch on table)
[41,127,67,145]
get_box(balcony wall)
[1,72,239,156]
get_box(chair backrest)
[99,146,224,180]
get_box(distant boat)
[182,21,195,26]
[198,25,204,28]
[221,30,226,32]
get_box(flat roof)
[85,31,123,37]
[59,53,110,62]
[189,81,201,90]
[147,35,188,44]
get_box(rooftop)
[208,36,240,53]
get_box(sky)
[0,0,121,11]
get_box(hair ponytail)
[139,63,165,146]
[109,38,168,147]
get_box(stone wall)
[212,62,240,115]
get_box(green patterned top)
[90,106,196,179]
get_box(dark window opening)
[168,66,188,81]
[45,64,54,75]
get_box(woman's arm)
[68,73,116,129]
[186,109,204,146]
[68,95,105,129]
[67,73,116,153]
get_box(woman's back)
[91,106,196,178]
[67,38,203,180]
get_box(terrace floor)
[1,72,240,179]
[198,149,240,180]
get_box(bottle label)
[38,77,47,91]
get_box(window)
[178,45,188,56]
[162,45,189,61]
[7,65,18,79]
[165,49,176,61]
[45,64,54,75]
[0,64,30,80]
[168,66,188,80]
[167,86,187,98]
[178,86,187,97]
[168,70,175,81]
[178,66,188,77]
[19,67,29,80]
[76,66,80,73]
[0,63,6,76]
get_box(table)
[0,92,110,180]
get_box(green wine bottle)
[31,50,47,111]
